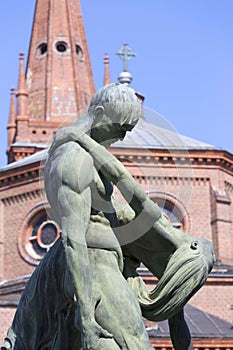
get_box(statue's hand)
[82,319,113,350]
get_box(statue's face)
[91,120,135,146]
[90,107,138,146]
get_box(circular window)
[38,222,58,248]
[29,215,60,256]
[19,207,61,265]
[36,43,48,56]
[26,210,60,261]
[56,41,68,53]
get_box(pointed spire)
[16,52,29,118]
[26,0,95,123]
[8,0,96,159]
[17,52,28,96]
[8,88,16,125]
[103,54,111,86]
[7,88,17,150]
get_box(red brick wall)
[190,281,233,324]
[0,308,16,344]
[1,180,45,279]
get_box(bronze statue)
[71,131,216,349]
[1,83,215,350]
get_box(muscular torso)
[44,141,122,256]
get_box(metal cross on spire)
[116,43,136,72]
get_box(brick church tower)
[7,0,95,163]
[1,1,233,349]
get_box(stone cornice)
[1,189,43,206]
[134,175,209,186]
[0,275,30,307]
[111,148,233,175]
[0,162,43,191]
[0,275,30,296]
[0,148,232,190]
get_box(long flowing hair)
[127,242,212,322]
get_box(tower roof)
[7,0,96,163]
[112,118,218,150]
[26,0,95,122]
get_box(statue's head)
[88,83,141,146]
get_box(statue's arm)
[48,126,144,204]
[76,133,161,220]
[168,309,194,350]
[73,134,188,246]
[48,126,152,213]
[50,131,188,245]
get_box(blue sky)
[0,0,233,167]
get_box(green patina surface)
[1,84,215,350]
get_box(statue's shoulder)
[47,141,94,183]
[49,141,91,161]
[45,141,94,182]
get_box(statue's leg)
[89,248,153,350]
[168,309,193,350]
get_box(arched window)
[151,196,185,231]
[156,200,184,230]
